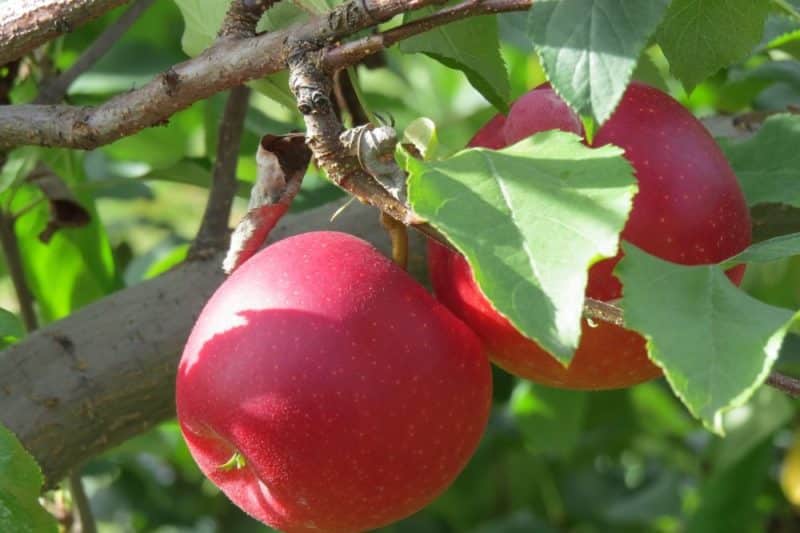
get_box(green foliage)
[528,0,671,124]
[720,114,800,207]
[656,0,772,90]
[617,244,796,433]
[400,5,510,112]
[0,424,58,533]
[408,131,637,363]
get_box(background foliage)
[3,0,800,531]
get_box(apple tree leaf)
[407,131,637,363]
[656,0,771,90]
[723,233,800,267]
[0,308,24,349]
[0,423,58,533]
[400,7,510,112]
[719,114,800,207]
[616,243,797,434]
[527,0,670,124]
[173,0,230,57]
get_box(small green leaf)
[400,7,510,112]
[528,0,670,124]
[408,131,637,363]
[509,381,586,455]
[719,114,800,207]
[173,0,229,57]
[402,117,439,161]
[0,308,25,348]
[656,0,771,90]
[0,147,39,194]
[0,423,58,533]
[723,232,800,267]
[616,243,796,433]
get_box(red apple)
[428,82,751,390]
[176,231,492,532]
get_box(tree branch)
[324,0,531,70]
[189,85,251,257]
[0,0,441,150]
[220,0,279,39]
[0,0,131,66]
[0,199,426,485]
[34,0,155,105]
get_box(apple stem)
[380,212,409,270]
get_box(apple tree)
[2,0,800,531]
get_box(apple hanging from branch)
[176,231,492,533]
[428,82,752,390]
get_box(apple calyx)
[218,451,247,472]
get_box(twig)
[220,0,279,39]
[189,85,251,257]
[333,69,370,127]
[35,0,155,105]
[0,211,38,331]
[69,471,96,533]
[0,0,442,150]
[0,0,130,65]
[324,0,532,71]
[766,372,800,397]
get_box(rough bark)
[0,0,130,65]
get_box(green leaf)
[247,71,295,110]
[400,7,510,112]
[723,232,800,267]
[656,0,771,90]
[528,0,670,124]
[719,114,800,207]
[408,131,637,363]
[401,117,439,161]
[0,308,25,347]
[0,423,58,533]
[616,243,796,433]
[12,150,120,322]
[173,0,229,57]
[508,381,586,455]
[0,147,39,194]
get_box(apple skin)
[176,231,492,533]
[428,82,751,390]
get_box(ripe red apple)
[176,231,492,532]
[428,82,751,390]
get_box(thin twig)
[69,471,96,533]
[324,0,532,71]
[333,69,370,127]
[35,0,156,105]
[189,85,251,257]
[0,211,38,331]
[766,372,800,397]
